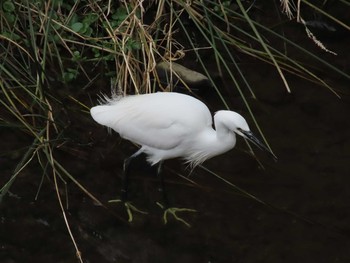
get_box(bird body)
[91,92,274,167]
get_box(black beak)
[241,130,277,161]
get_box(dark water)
[1,13,350,263]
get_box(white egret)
[90,92,276,223]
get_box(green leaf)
[4,13,15,25]
[131,41,141,50]
[3,1,15,12]
[71,22,83,33]
[52,34,60,43]
[126,39,141,51]
[2,31,20,41]
[92,48,100,58]
[63,68,78,82]
[113,6,128,22]
[73,50,80,57]
[83,13,98,24]
[84,27,93,37]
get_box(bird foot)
[108,199,148,222]
[156,202,197,227]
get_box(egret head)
[216,110,277,160]
[230,112,250,137]
[215,111,250,135]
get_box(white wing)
[90,93,212,150]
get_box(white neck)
[185,112,236,167]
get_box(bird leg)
[156,162,196,227]
[120,155,133,201]
[156,161,169,205]
[109,150,147,222]
[121,149,142,201]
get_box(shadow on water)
[1,14,350,263]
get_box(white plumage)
[90,92,274,167]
